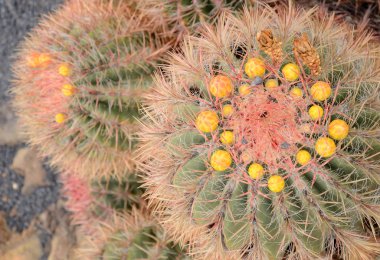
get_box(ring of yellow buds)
[195,110,219,133]
[315,137,336,158]
[248,163,265,180]
[328,119,349,140]
[296,150,312,166]
[268,175,285,192]
[55,113,67,124]
[310,81,331,101]
[220,131,235,145]
[244,58,266,78]
[209,75,233,98]
[308,105,324,120]
[210,150,232,171]
[282,63,300,81]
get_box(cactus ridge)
[12,0,172,178]
[140,3,380,259]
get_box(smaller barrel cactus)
[61,172,144,235]
[140,3,380,259]
[77,207,189,260]
[12,0,172,178]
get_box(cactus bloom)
[315,137,336,157]
[210,150,232,171]
[220,131,235,145]
[296,150,312,165]
[282,63,300,81]
[248,163,265,179]
[268,175,285,192]
[58,64,72,76]
[221,104,233,117]
[290,87,303,98]
[55,113,67,124]
[61,84,75,96]
[310,81,331,101]
[244,57,266,78]
[308,105,324,120]
[238,84,251,96]
[195,110,219,133]
[328,119,349,140]
[209,75,233,98]
[264,78,279,89]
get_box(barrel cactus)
[12,0,172,178]
[77,207,189,260]
[141,4,380,259]
[61,172,144,235]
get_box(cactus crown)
[12,0,172,178]
[141,4,380,259]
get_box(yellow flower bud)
[244,58,266,78]
[220,131,235,145]
[315,137,336,158]
[296,150,312,166]
[55,113,67,124]
[61,84,76,97]
[248,163,265,180]
[239,84,251,96]
[328,119,349,140]
[210,150,232,171]
[222,104,233,117]
[310,81,331,101]
[195,110,219,133]
[58,64,72,77]
[268,175,285,192]
[282,63,300,81]
[290,87,303,98]
[308,105,324,121]
[264,79,279,89]
[209,75,233,98]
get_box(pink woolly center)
[229,88,307,168]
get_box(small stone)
[280,142,290,149]
[251,76,263,86]
[12,182,19,190]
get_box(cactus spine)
[141,4,380,259]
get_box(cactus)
[141,4,380,259]
[61,172,144,235]
[12,0,172,178]
[77,207,189,260]
[141,0,246,42]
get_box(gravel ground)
[0,1,64,259]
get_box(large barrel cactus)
[141,4,380,259]
[77,207,189,260]
[12,0,172,178]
